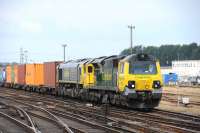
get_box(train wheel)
[109,93,115,105]
[120,95,128,107]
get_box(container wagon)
[25,64,44,92]
[43,61,61,94]
[0,66,6,86]
[17,64,26,89]
[12,65,18,88]
[5,65,11,87]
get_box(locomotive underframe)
[57,82,162,109]
[2,81,162,109]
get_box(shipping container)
[44,62,61,88]
[18,64,26,85]
[6,65,11,83]
[0,67,2,82]
[163,73,178,85]
[6,64,18,84]
[0,67,6,82]
[26,64,44,86]
[12,65,18,83]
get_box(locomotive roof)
[88,56,107,64]
[58,54,130,68]
[102,55,125,64]
[59,60,79,68]
[76,58,91,64]
[121,53,156,62]
[60,59,89,68]
[88,55,119,64]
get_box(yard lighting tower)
[62,44,67,62]
[128,25,135,54]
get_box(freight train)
[1,53,163,109]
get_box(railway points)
[0,87,200,133]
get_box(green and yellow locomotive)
[57,53,163,109]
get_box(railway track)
[0,99,72,133]
[0,112,29,133]
[162,95,200,106]
[0,97,121,133]
[0,88,126,133]
[0,96,135,133]
[0,87,200,133]
[108,107,200,132]
[178,85,200,88]
[0,102,40,133]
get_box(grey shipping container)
[18,64,26,85]
[44,62,61,88]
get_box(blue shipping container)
[163,73,178,85]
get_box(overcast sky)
[0,0,200,63]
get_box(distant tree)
[120,42,200,66]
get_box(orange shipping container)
[26,64,44,86]
[13,65,18,83]
[44,62,62,88]
[18,64,26,85]
[6,65,11,83]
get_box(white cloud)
[19,20,43,33]
[0,0,200,62]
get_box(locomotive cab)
[118,53,163,108]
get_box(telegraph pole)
[128,25,135,54]
[62,44,67,62]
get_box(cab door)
[79,64,84,85]
[84,64,95,88]
[118,62,124,91]
[118,62,129,92]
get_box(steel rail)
[0,95,74,133]
[27,111,85,133]
[0,111,36,133]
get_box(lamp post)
[128,25,135,54]
[62,44,67,62]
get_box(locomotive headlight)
[153,81,161,89]
[128,81,135,89]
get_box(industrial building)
[161,60,200,85]
[160,66,173,74]
[172,60,200,77]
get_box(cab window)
[129,61,157,74]
[88,66,93,73]
[79,67,82,74]
[120,63,124,74]
[58,69,62,80]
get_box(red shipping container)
[44,62,61,88]
[18,64,26,84]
